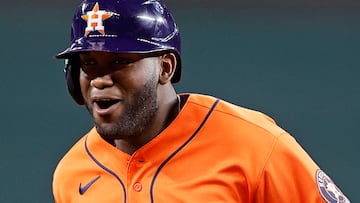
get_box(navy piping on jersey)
[150,98,221,203]
[84,137,127,203]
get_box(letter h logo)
[81,2,112,36]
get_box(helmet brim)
[55,37,176,58]
[55,37,182,83]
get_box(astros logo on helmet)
[81,2,112,36]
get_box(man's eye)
[113,59,133,65]
[81,60,96,66]
[80,61,95,75]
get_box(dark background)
[1,0,358,202]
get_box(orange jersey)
[53,94,350,203]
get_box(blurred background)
[1,0,359,202]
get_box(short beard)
[89,77,158,141]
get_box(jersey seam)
[253,131,287,197]
[211,103,284,138]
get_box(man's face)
[79,51,161,140]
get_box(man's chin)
[95,123,117,138]
[95,122,134,141]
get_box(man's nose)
[90,74,113,89]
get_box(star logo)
[81,2,112,36]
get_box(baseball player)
[53,0,351,202]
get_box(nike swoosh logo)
[79,175,101,195]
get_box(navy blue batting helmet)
[56,0,182,105]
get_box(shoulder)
[185,93,285,137]
[181,93,289,165]
[53,133,88,178]
[52,132,89,200]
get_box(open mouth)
[95,99,120,109]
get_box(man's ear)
[159,52,177,85]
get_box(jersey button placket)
[128,155,145,194]
[133,182,142,192]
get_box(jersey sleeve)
[254,132,347,203]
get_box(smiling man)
[53,0,350,202]
[79,51,178,154]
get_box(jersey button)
[133,182,142,192]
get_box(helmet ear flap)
[64,57,85,105]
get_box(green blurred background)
[1,0,359,202]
